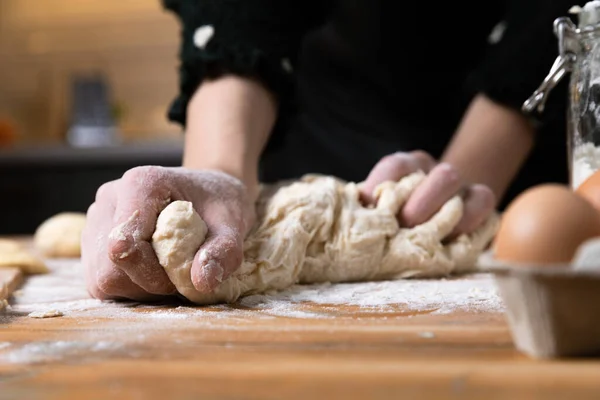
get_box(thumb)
[190,207,245,293]
[107,168,175,295]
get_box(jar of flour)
[523,1,600,189]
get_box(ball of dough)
[34,212,87,258]
[152,201,208,302]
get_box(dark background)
[0,143,183,235]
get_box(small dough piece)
[0,239,22,254]
[28,309,63,319]
[153,173,500,305]
[34,212,87,258]
[0,239,48,274]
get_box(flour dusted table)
[1,238,599,400]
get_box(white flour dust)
[0,257,505,365]
[0,340,122,364]
[572,142,600,188]
[2,258,504,321]
[240,274,503,316]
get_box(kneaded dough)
[152,172,500,305]
[34,212,87,258]
[0,239,48,274]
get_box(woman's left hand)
[359,150,496,237]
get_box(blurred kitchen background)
[0,0,185,234]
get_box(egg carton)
[491,265,600,359]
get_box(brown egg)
[493,184,600,265]
[576,170,600,211]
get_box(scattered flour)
[0,340,122,364]
[3,258,504,320]
[239,274,503,316]
[572,142,600,188]
[0,253,505,365]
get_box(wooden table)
[1,240,600,399]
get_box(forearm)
[441,94,536,203]
[183,75,277,197]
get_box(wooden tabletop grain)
[1,239,600,400]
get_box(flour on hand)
[152,172,500,305]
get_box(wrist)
[182,74,276,201]
[184,157,259,193]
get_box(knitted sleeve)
[465,0,583,128]
[162,0,329,127]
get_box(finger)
[190,204,244,293]
[107,166,176,295]
[408,150,437,171]
[400,163,462,227]
[89,265,159,301]
[449,184,496,239]
[95,179,118,203]
[360,152,435,204]
[82,197,155,301]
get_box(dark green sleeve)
[465,0,585,128]
[162,0,330,127]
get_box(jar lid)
[570,1,600,28]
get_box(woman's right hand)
[81,166,257,301]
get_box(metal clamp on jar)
[524,1,600,189]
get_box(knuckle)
[203,234,242,263]
[87,282,111,300]
[143,274,173,295]
[226,242,244,267]
[379,153,413,172]
[473,185,497,211]
[107,237,133,262]
[122,166,146,182]
[123,165,164,185]
[410,150,434,164]
[95,180,116,202]
[94,267,122,297]
[86,202,97,217]
[374,155,396,170]
[389,152,411,165]
[436,163,460,184]
[121,166,171,202]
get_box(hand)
[359,151,496,237]
[81,166,256,301]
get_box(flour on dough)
[0,239,48,274]
[34,212,87,258]
[152,172,500,305]
[152,201,208,300]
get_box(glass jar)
[523,2,600,189]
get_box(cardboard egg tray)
[490,265,600,359]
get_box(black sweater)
[162,0,583,208]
